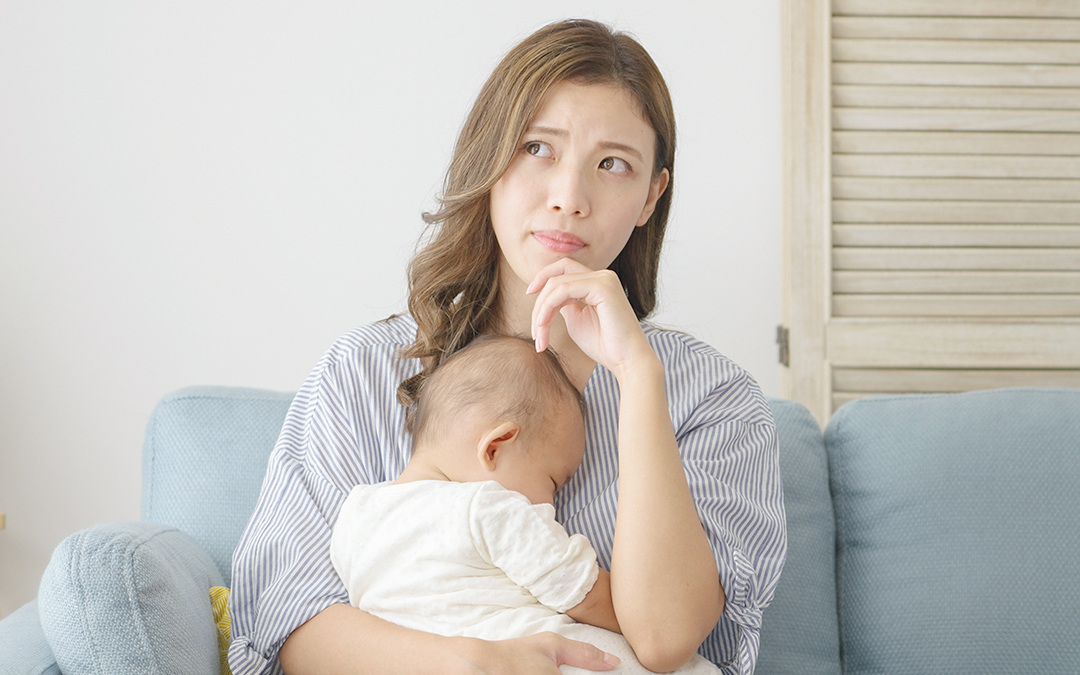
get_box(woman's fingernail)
[603,653,621,667]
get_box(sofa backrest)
[824,387,1080,675]
[139,387,845,671]
[758,398,842,675]
[141,386,293,587]
[140,385,1080,674]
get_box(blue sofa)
[2,386,1078,674]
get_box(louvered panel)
[833,176,1080,201]
[834,131,1080,155]
[834,39,1080,64]
[832,224,1080,246]
[833,16,1080,41]
[826,320,1080,368]
[834,63,1080,87]
[833,271,1080,294]
[782,0,1080,422]
[833,368,1080,392]
[834,108,1080,132]
[834,0,1080,18]
[834,201,1080,223]
[834,155,1080,179]
[834,248,1080,271]
[833,85,1080,110]
[833,294,1080,317]
[833,366,1080,409]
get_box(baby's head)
[408,335,585,505]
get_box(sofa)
[1,385,1078,674]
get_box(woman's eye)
[524,141,553,158]
[600,157,631,174]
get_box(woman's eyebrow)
[527,125,645,162]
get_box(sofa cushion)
[38,522,224,675]
[826,388,1080,675]
[142,386,293,586]
[757,398,840,675]
[0,600,61,675]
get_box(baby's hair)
[407,334,583,448]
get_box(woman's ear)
[477,421,521,471]
[635,168,670,228]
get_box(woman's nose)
[547,163,591,217]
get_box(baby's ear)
[477,421,521,470]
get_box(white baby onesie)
[331,479,721,674]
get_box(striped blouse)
[228,314,786,675]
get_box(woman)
[229,19,785,675]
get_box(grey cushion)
[38,522,223,675]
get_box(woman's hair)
[398,18,676,406]
[407,335,583,449]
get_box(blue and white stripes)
[228,314,786,675]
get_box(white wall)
[0,1,781,615]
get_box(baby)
[330,335,720,674]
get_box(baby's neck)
[394,456,452,485]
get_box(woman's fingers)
[529,262,623,333]
[464,633,619,674]
[526,258,594,295]
[530,271,615,352]
[529,262,646,367]
[538,633,621,672]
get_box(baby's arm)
[472,483,623,634]
[566,567,621,634]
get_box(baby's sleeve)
[469,482,599,613]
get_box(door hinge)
[776,325,790,367]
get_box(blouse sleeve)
[673,369,786,673]
[656,330,787,673]
[227,330,411,675]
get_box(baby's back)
[331,480,580,639]
[332,479,723,675]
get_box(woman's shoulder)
[312,314,419,375]
[325,313,418,357]
[293,313,419,412]
[639,321,773,427]
[640,321,743,377]
[279,315,418,481]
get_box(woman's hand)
[453,632,621,675]
[281,604,619,675]
[527,259,654,377]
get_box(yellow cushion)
[209,587,232,675]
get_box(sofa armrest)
[0,600,61,675]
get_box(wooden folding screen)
[781,0,1080,425]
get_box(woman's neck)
[496,272,596,393]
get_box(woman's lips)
[533,230,585,254]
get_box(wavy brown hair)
[398,19,677,406]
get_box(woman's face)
[489,80,669,294]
